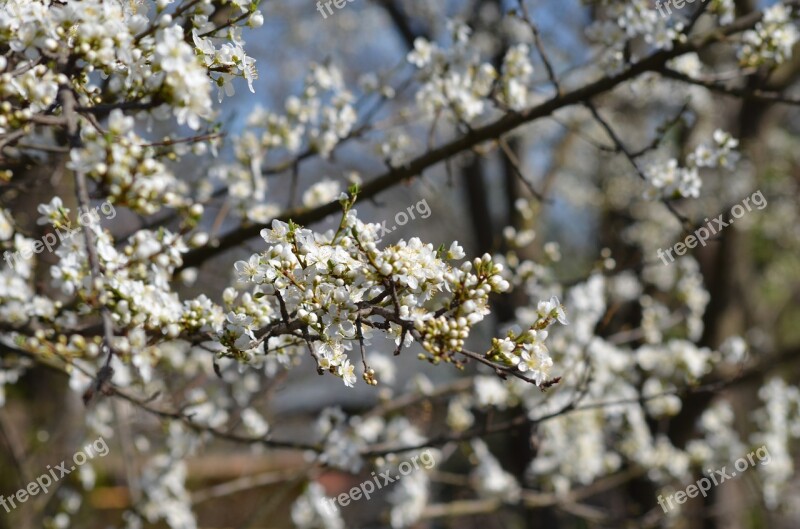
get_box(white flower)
[291,482,344,529]
[537,295,568,325]
[389,471,429,528]
[248,10,264,28]
[0,209,14,241]
[720,336,748,364]
[407,38,436,67]
[446,242,465,260]
[501,44,533,110]
[739,5,799,67]
[241,408,269,436]
[474,376,510,408]
[107,109,135,136]
[318,342,345,369]
[338,358,357,387]
[471,439,521,502]
[233,254,262,283]
[302,179,342,208]
[37,197,68,226]
[447,396,475,432]
[517,341,553,385]
[261,220,290,244]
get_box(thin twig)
[59,85,118,403]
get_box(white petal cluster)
[500,44,534,111]
[489,295,567,385]
[209,64,356,223]
[37,197,70,228]
[138,456,197,529]
[0,0,258,137]
[474,376,511,408]
[686,129,740,170]
[643,159,701,199]
[0,363,25,408]
[739,4,799,68]
[226,204,540,388]
[408,20,532,123]
[246,63,356,159]
[470,439,521,502]
[644,129,739,200]
[388,471,430,529]
[38,216,224,361]
[466,267,764,496]
[314,407,365,472]
[291,482,345,529]
[303,179,343,209]
[636,340,713,383]
[67,111,188,214]
[0,65,63,126]
[685,400,746,466]
[585,0,685,73]
[530,408,622,493]
[708,0,736,25]
[446,395,475,432]
[752,377,800,508]
[152,26,213,129]
[193,29,258,101]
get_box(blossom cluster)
[407,20,535,123]
[67,110,190,214]
[248,63,357,159]
[738,4,799,68]
[643,129,740,200]
[488,295,567,385]
[224,197,562,388]
[585,0,686,73]
[0,0,259,145]
[203,62,357,223]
